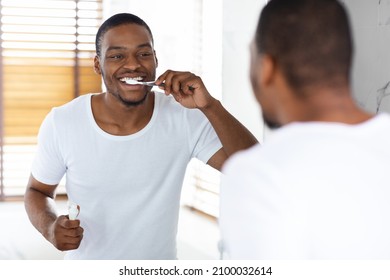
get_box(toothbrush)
[125,79,194,90]
[124,79,163,87]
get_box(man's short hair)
[95,13,154,57]
[255,0,353,91]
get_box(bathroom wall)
[342,0,390,114]
[221,0,267,140]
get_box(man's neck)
[91,92,155,136]
[289,87,373,125]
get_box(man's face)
[249,41,281,129]
[94,24,158,106]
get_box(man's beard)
[117,91,149,107]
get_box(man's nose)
[123,55,141,70]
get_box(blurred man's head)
[251,0,353,128]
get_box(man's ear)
[260,54,276,88]
[94,55,102,75]
[154,50,158,68]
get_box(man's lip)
[118,80,145,89]
[120,82,143,87]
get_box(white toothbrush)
[124,79,162,87]
[124,79,193,90]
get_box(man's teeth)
[119,76,143,82]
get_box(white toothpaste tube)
[68,201,80,220]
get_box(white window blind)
[0,0,102,198]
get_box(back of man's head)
[255,0,353,92]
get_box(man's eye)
[139,52,152,57]
[108,54,123,59]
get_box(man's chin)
[118,92,149,107]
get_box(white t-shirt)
[220,114,390,259]
[32,93,222,259]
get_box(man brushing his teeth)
[24,13,258,260]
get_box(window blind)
[0,0,102,198]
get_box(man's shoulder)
[54,94,91,112]
[48,94,92,124]
[156,93,183,111]
[155,93,208,121]
[222,125,312,175]
[222,143,262,173]
[373,113,390,127]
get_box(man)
[220,0,390,259]
[24,13,258,259]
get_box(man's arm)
[200,99,258,170]
[156,70,259,170]
[24,175,83,251]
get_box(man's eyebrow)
[137,43,153,49]
[106,46,127,52]
[106,43,153,52]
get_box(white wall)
[222,0,267,140]
[342,0,390,114]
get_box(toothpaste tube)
[68,201,80,220]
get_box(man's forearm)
[24,188,58,240]
[200,98,259,157]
